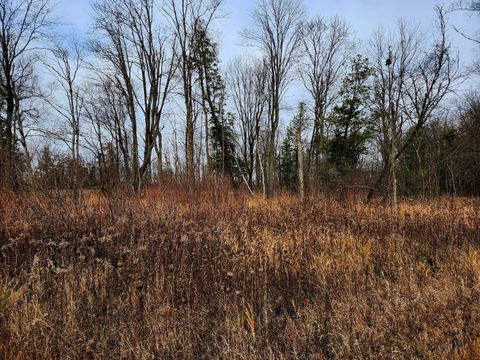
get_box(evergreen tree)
[400,122,460,197]
[210,112,238,179]
[279,127,297,190]
[36,146,52,188]
[192,20,238,180]
[326,55,375,174]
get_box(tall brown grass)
[0,183,479,359]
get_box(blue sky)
[58,0,478,68]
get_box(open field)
[1,184,480,359]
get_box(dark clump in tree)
[209,112,238,180]
[280,126,298,190]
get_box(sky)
[57,0,478,65]
[55,0,478,132]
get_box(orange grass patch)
[0,187,479,359]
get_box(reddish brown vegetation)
[0,183,479,359]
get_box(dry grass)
[0,183,479,359]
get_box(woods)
[0,0,478,198]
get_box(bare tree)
[0,0,54,188]
[228,56,267,189]
[92,0,139,189]
[43,41,85,197]
[299,16,350,184]
[368,22,419,204]
[242,0,305,197]
[82,78,132,188]
[449,0,480,44]
[124,0,176,182]
[450,0,480,74]
[93,0,176,190]
[368,7,459,204]
[13,57,43,185]
[92,78,131,180]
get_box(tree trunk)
[4,87,15,189]
[186,108,194,183]
[16,105,33,187]
[390,150,397,206]
[155,131,163,181]
[184,63,195,184]
[267,131,275,197]
[131,116,140,191]
[296,126,305,203]
[203,91,210,174]
[256,136,266,195]
[267,93,280,198]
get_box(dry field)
[1,183,480,359]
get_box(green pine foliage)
[279,103,307,190]
[209,112,238,178]
[326,55,375,174]
[193,20,238,181]
[279,126,298,190]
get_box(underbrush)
[0,185,479,359]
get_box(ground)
[1,183,479,359]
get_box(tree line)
[0,0,478,202]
